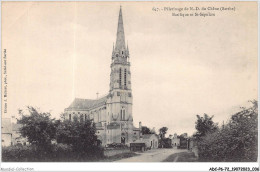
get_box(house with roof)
[12,123,28,146]
[135,134,159,149]
[170,133,180,148]
[2,118,12,147]
[2,118,28,147]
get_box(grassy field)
[163,151,198,162]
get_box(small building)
[1,118,28,147]
[12,124,28,146]
[171,133,180,147]
[142,134,159,149]
[2,118,12,147]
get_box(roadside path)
[115,148,187,162]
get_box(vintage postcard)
[1,1,258,171]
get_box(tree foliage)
[194,113,218,140]
[18,107,58,149]
[56,118,103,158]
[141,126,155,135]
[15,107,104,161]
[159,138,172,148]
[197,101,258,162]
[158,127,171,148]
[159,127,168,139]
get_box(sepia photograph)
[1,1,259,171]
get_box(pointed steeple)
[115,6,126,51]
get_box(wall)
[104,148,130,157]
[143,135,159,149]
[2,134,12,147]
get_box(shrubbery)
[159,138,172,148]
[56,117,103,158]
[2,143,103,162]
[106,142,128,149]
[2,145,37,162]
[196,101,258,162]
[2,107,104,162]
[18,107,58,150]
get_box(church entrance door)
[121,137,125,144]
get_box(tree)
[225,100,258,161]
[158,127,169,148]
[197,101,258,162]
[18,107,58,149]
[194,113,218,140]
[159,127,168,139]
[56,118,103,158]
[141,126,155,135]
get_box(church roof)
[66,95,107,111]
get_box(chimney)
[139,121,142,138]
[139,121,142,129]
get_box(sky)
[2,1,258,136]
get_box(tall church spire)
[115,6,126,51]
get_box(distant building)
[171,133,180,147]
[12,123,28,146]
[64,7,141,146]
[142,134,159,149]
[132,133,159,150]
[1,118,28,147]
[2,118,12,147]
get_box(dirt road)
[115,148,188,162]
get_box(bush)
[2,145,37,162]
[197,101,258,162]
[107,142,128,149]
[159,138,172,148]
[2,143,104,162]
[56,119,104,160]
[18,107,58,149]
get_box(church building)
[64,7,141,146]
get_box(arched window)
[69,114,71,121]
[124,69,127,87]
[80,114,83,122]
[120,108,126,120]
[85,114,87,121]
[119,68,122,87]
